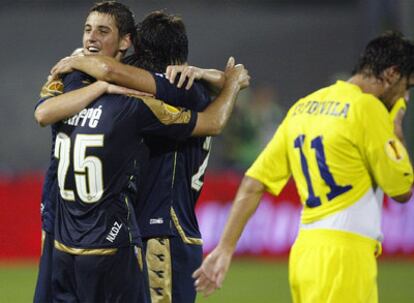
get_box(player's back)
[135,78,211,240]
[171,135,211,239]
[282,80,412,223]
[54,91,145,249]
[53,72,196,249]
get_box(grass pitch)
[0,259,413,302]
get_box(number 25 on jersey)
[54,132,104,203]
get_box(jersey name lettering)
[292,101,350,118]
[64,106,103,128]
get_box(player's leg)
[74,245,149,303]
[51,247,77,302]
[33,230,54,303]
[145,237,173,303]
[144,235,202,303]
[289,229,378,303]
[170,235,203,303]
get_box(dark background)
[1,0,413,172]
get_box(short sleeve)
[36,78,64,110]
[152,72,211,111]
[133,96,197,140]
[246,120,291,195]
[358,96,413,197]
[35,71,91,110]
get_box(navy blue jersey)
[136,73,212,240]
[36,82,65,234]
[51,71,197,249]
[39,156,58,234]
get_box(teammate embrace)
[34,1,249,302]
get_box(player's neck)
[347,74,385,99]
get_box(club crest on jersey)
[385,139,404,161]
[63,106,103,128]
[40,79,64,98]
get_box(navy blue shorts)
[52,244,150,303]
[144,235,203,303]
[34,230,54,303]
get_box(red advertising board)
[197,172,414,257]
[0,172,413,260]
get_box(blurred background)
[1,0,414,302]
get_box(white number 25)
[54,133,104,203]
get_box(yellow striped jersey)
[246,81,413,224]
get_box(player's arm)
[34,73,147,127]
[360,96,413,202]
[165,65,225,94]
[35,79,108,127]
[191,58,249,136]
[51,54,226,109]
[392,191,412,202]
[50,55,157,95]
[193,176,265,296]
[388,98,411,202]
[137,58,248,139]
[193,122,290,296]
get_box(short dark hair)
[89,1,136,42]
[131,11,188,73]
[353,31,414,79]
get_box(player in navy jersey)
[33,2,141,302]
[53,70,195,301]
[46,11,248,303]
[38,64,246,302]
[35,4,248,301]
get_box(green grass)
[196,259,414,303]
[0,262,38,303]
[0,259,413,302]
[377,260,414,303]
[196,259,290,303]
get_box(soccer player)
[42,62,245,302]
[47,12,244,303]
[193,31,414,303]
[34,3,249,302]
[33,2,140,302]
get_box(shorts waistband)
[296,229,382,257]
[54,240,118,256]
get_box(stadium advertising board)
[197,172,414,257]
[0,172,413,260]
